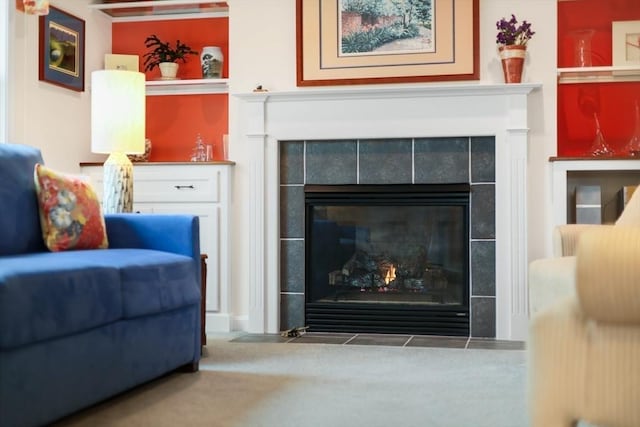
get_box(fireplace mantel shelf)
[233,83,542,102]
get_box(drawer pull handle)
[175,185,195,190]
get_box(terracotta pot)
[498,45,526,84]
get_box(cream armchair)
[529,226,640,427]
[529,186,640,314]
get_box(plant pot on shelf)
[158,62,179,79]
[498,45,526,83]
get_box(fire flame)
[384,265,396,285]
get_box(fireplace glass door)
[305,185,470,335]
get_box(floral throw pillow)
[34,164,108,251]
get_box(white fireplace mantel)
[235,83,541,340]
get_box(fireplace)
[305,184,470,335]
[236,84,539,340]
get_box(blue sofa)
[0,144,201,427]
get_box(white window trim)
[0,5,8,142]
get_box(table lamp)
[91,70,145,214]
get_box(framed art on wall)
[612,20,640,66]
[296,0,479,86]
[39,6,85,91]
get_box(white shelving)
[88,0,228,22]
[557,65,640,84]
[88,2,231,94]
[145,78,228,95]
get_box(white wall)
[226,0,557,329]
[9,0,557,331]
[9,0,111,172]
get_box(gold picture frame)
[612,20,640,66]
[296,0,479,86]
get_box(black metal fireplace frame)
[304,184,471,336]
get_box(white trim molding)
[0,5,9,142]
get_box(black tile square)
[470,137,495,183]
[347,334,411,347]
[281,239,304,292]
[471,240,496,297]
[359,139,412,184]
[231,334,290,343]
[406,336,468,349]
[280,141,304,185]
[471,297,496,338]
[306,140,357,185]
[467,338,525,350]
[289,333,354,345]
[280,185,304,238]
[471,184,495,239]
[279,293,305,331]
[414,137,469,184]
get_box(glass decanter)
[624,100,640,157]
[570,29,595,67]
[190,133,207,162]
[589,112,614,157]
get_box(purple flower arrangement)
[496,14,535,46]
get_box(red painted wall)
[112,18,229,161]
[557,0,640,156]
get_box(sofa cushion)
[0,248,199,350]
[0,144,46,255]
[97,249,201,319]
[0,252,122,350]
[34,163,108,251]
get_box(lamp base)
[103,152,134,214]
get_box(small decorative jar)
[201,46,223,79]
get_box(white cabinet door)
[150,203,220,313]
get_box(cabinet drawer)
[134,168,219,203]
[80,164,224,203]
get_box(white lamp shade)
[91,70,145,155]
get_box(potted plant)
[495,14,535,83]
[143,34,198,79]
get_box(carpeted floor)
[54,334,529,427]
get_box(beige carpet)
[53,334,529,427]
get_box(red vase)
[499,45,527,84]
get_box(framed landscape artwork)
[296,0,479,86]
[39,6,85,92]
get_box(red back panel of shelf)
[557,0,640,157]
[558,0,640,157]
[112,18,229,161]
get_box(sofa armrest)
[576,226,640,324]
[105,214,200,262]
[553,224,613,257]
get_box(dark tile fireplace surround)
[279,137,496,338]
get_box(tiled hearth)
[279,137,496,337]
[236,84,539,340]
[232,332,525,350]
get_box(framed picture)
[39,6,85,92]
[296,0,479,86]
[104,54,140,71]
[612,20,640,66]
